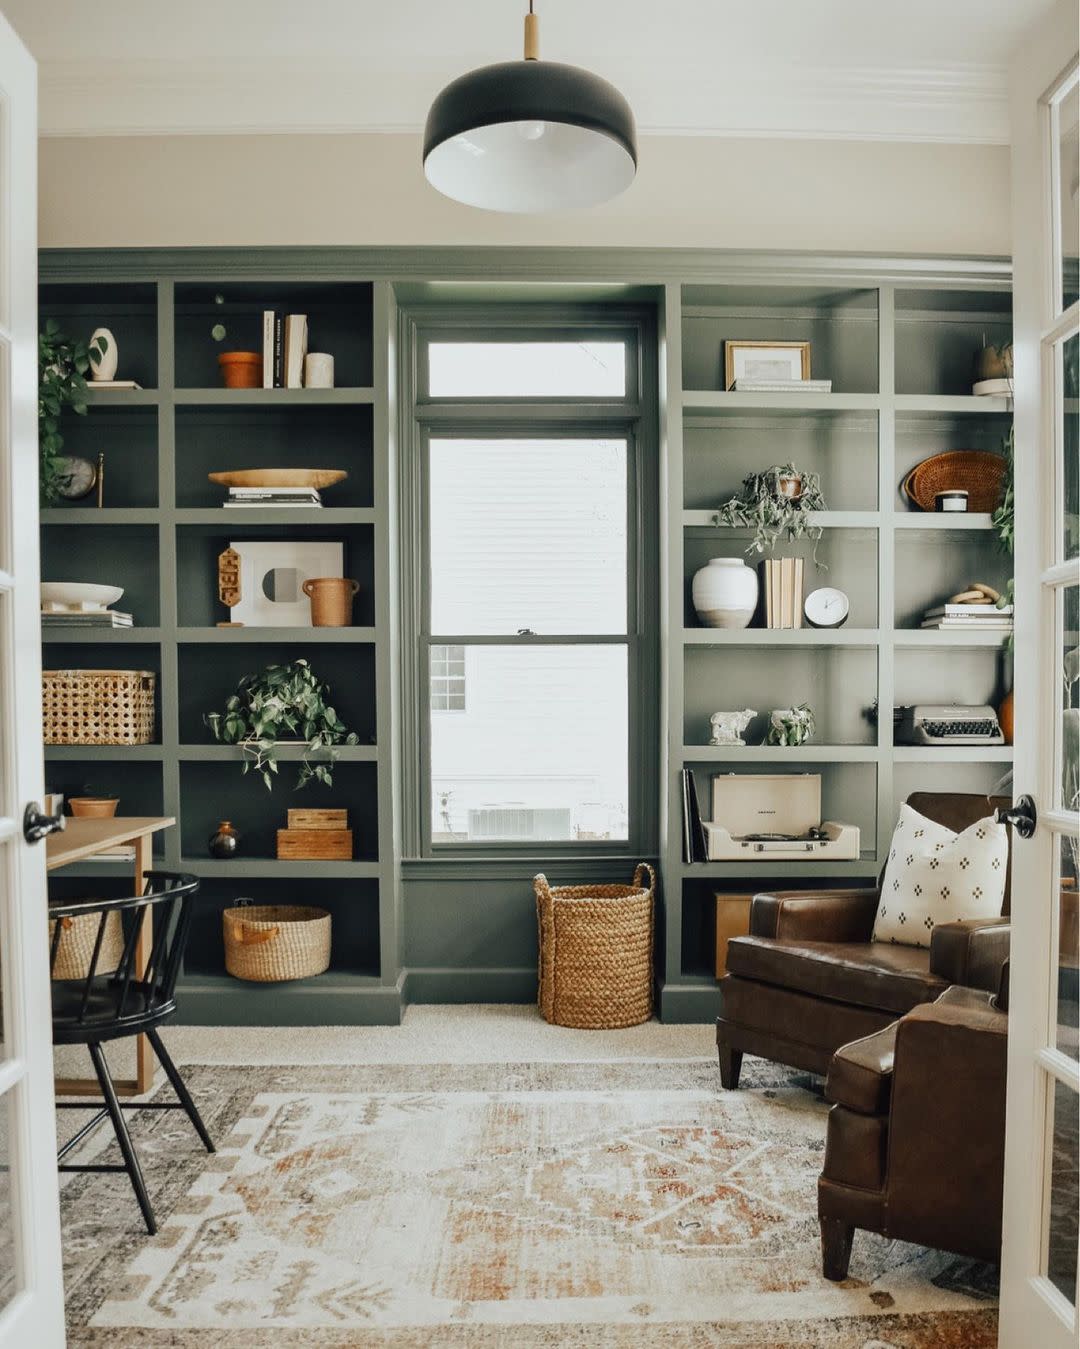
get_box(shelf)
[894,628,1011,647]
[682,744,879,762]
[40,508,159,525]
[683,628,879,647]
[44,744,164,760]
[40,626,163,643]
[682,391,880,414]
[891,746,1014,763]
[177,626,375,643]
[82,387,159,407]
[679,856,881,880]
[683,509,878,530]
[174,387,375,406]
[179,971,386,992]
[174,508,374,526]
[179,857,381,878]
[893,513,995,531]
[893,395,1012,416]
[178,743,378,762]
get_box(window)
[405,316,656,855]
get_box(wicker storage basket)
[535,863,655,1029]
[42,669,156,746]
[902,451,1006,513]
[48,909,124,980]
[223,904,331,982]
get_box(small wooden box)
[276,829,353,860]
[287,808,348,831]
[714,894,753,977]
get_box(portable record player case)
[704,773,860,861]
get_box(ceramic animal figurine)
[709,709,756,746]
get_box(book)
[780,557,795,628]
[273,314,283,387]
[760,561,772,627]
[262,310,275,388]
[284,313,308,389]
[227,485,319,497]
[731,378,832,393]
[770,560,780,629]
[681,768,708,863]
[80,845,137,863]
[794,558,804,628]
[87,379,142,390]
[923,604,1013,618]
[41,611,133,628]
[921,618,1013,630]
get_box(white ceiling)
[7,0,1056,143]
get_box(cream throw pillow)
[872,803,1007,948]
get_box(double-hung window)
[404,311,656,856]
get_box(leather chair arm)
[749,889,880,941]
[929,917,1010,992]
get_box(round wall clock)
[804,586,850,629]
[56,455,98,500]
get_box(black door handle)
[994,794,1037,840]
[23,802,65,844]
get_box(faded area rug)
[61,1059,998,1347]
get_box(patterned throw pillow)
[871,803,1007,948]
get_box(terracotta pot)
[303,577,360,627]
[68,797,119,818]
[777,474,803,500]
[998,688,1014,745]
[217,351,261,389]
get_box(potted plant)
[765,704,816,747]
[713,463,828,563]
[205,658,359,789]
[68,785,119,818]
[38,322,108,506]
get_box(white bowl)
[40,582,124,613]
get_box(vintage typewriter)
[895,704,1004,746]
[703,773,860,862]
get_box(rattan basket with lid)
[534,863,655,1029]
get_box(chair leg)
[87,1042,157,1236]
[146,1027,215,1154]
[717,1043,743,1090]
[820,1216,855,1281]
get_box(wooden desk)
[47,815,175,1097]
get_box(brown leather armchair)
[818,970,1008,1278]
[715,793,1010,1089]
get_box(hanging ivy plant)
[205,659,359,790]
[991,424,1015,642]
[38,321,107,505]
[713,462,828,564]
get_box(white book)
[228,485,319,497]
[87,379,142,390]
[284,313,308,389]
[921,618,1014,629]
[924,603,1013,618]
[262,310,275,388]
[731,378,833,393]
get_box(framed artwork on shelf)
[724,340,811,389]
[230,540,344,627]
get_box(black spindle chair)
[50,871,214,1234]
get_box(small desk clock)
[804,586,849,628]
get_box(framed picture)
[230,540,344,627]
[724,340,811,389]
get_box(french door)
[1000,3,1079,1345]
[0,11,67,1347]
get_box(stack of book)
[41,609,133,631]
[224,487,322,509]
[921,602,1013,633]
[760,557,804,628]
[731,378,832,393]
[261,312,308,388]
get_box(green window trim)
[397,302,661,864]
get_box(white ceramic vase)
[691,557,758,629]
[89,326,118,381]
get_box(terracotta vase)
[999,688,1014,745]
[217,351,261,389]
[68,797,119,818]
[303,577,360,627]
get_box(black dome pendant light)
[423,2,637,213]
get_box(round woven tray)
[223,904,331,983]
[902,450,1006,513]
[535,864,655,1029]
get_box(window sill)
[400,853,659,883]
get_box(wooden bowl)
[68,797,119,818]
[208,469,348,490]
[902,451,1006,513]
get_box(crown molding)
[38,59,1009,144]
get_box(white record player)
[704,773,860,861]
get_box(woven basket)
[223,904,331,982]
[902,451,1006,513]
[42,669,155,745]
[48,909,124,980]
[535,863,655,1029]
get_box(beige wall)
[40,132,1010,256]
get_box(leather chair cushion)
[823,1104,888,1191]
[725,935,948,1015]
[826,1021,898,1114]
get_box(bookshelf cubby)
[39,265,399,1026]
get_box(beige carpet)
[58,1009,998,1347]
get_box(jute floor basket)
[535,863,656,1029]
[48,910,124,980]
[223,905,331,982]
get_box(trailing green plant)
[38,322,107,505]
[205,658,358,790]
[991,424,1015,643]
[713,463,828,564]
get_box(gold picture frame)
[724,340,811,390]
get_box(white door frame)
[1000,2,1079,1345]
[0,10,66,1347]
